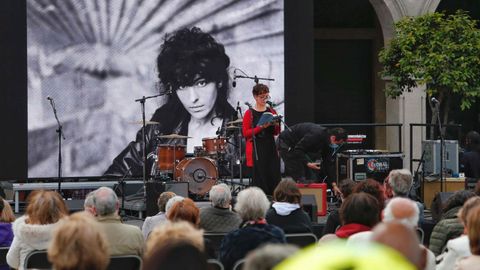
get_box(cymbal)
[227,118,243,125]
[157,134,192,139]
[226,125,241,130]
[129,120,159,125]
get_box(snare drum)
[157,144,186,172]
[202,137,227,155]
[174,157,218,195]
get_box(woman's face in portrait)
[176,76,218,120]
[254,91,269,107]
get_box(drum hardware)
[128,120,160,125]
[226,125,241,130]
[157,134,192,139]
[226,118,243,125]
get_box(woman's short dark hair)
[340,192,381,227]
[273,179,301,204]
[353,179,385,209]
[443,190,476,213]
[339,178,356,199]
[252,84,269,96]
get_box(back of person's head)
[235,187,270,221]
[443,190,475,214]
[328,127,348,141]
[340,192,381,227]
[142,241,207,270]
[387,169,413,196]
[466,204,480,255]
[157,192,176,213]
[465,131,480,151]
[209,184,231,208]
[0,197,15,223]
[458,196,480,225]
[273,179,301,204]
[353,179,385,209]
[371,221,426,270]
[83,190,95,215]
[156,27,229,94]
[244,243,299,270]
[165,196,184,215]
[383,197,419,227]
[48,212,109,270]
[93,187,118,216]
[339,178,356,200]
[167,198,200,226]
[145,221,204,258]
[26,190,68,225]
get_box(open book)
[256,112,282,126]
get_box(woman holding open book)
[242,84,281,196]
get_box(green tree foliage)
[379,11,480,126]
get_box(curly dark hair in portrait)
[154,27,231,125]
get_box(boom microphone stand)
[431,97,445,192]
[134,91,171,206]
[47,97,65,196]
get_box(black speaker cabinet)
[301,194,318,222]
[146,181,189,216]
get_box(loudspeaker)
[297,183,327,216]
[422,140,459,175]
[146,181,189,216]
[431,191,454,222]
[301,194,318,222]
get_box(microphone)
[245,102,253,108]
[266,100,276,107]
[431,97,440,104]
[232,70,237,88]
[46,96,53,101]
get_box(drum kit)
[147,118,244,197]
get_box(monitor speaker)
[296,183,327,216]
[146,181,189,216]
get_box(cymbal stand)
[134,91,171,207]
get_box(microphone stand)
[434,101,445,192]
[235,75,275,84]
[47,98,65,196]
[134,91,171,208]
[235,102,244,183]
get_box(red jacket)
[242,108,280,167]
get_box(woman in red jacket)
[242,84,281,195]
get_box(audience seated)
[48,212,109,270]
[429,190,475,256]
[454,203,480,269]
[144,221,207,270]
[348,197,435,270]
[142,191,176,239]
[320,192,381,241]
[353,178,386,209]
[219,187,286,270]
[323,178,355,235]
[165,195,184,216]
[83,190,96,215]
[386,169,424,223]
[266,179,312,233]
[371,221,427,270]
[244,243,299,270]
[437,196,480,270]
[0,197,15,270]
[199,184,241,233]
[6,190,68,270]
[143,241,207,270]
[167,197,200,226]
[92,187,144,256]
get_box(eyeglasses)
[257,94,270,100]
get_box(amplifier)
[146,181,189,216]
[297,183,327,216]
[422,140,459,176]
[337,150,403,182]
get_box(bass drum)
[174,157,218,195]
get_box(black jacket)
[266,207,312,234]
[278,123,335,181]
